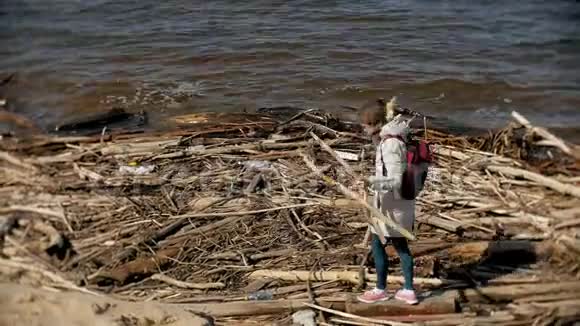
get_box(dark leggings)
[371,234,414,290]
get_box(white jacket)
[370,118,416,238]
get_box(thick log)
[455,281,580,304]
[345,292,458,317]
[182,298,345,317]
[248,270,445,287]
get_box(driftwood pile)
[0,109,579,325]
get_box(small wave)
[516,38,580,48]
[171,51,300,66]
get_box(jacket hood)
[379,115,411,138]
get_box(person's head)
[359,99,386,144]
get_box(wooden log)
[345,293,458,317]
[100,139,179,156]
[486,165,580,198]
[455,281,580,304]
[182,298,345,317]
[248,270,445,287]
[419,216,464,234]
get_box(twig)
[310,132,358,179]
[169,203,317,219]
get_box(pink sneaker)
[394,289,419,305]
[357,288,389,303]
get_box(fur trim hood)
[379,115,411,139]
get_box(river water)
[1,0,579,137]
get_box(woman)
[357,114,418,305]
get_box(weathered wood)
[345,292,457,316]
[486,165,580,198]
[512,111,575,157]
[248,270,445,287]
[419,216,464,233]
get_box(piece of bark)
[248,270,446,287]
[92,247,180,284]
[345,292,457,317]
[150,273,224,290]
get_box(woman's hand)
[367,176,395,192]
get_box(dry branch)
[486,165,580,198]
[301,153,414,241]
[512,111,575,157]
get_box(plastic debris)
[334,150,359,161]
[292,309,316,326]
[241,160,272,172]
[246,290,273,301]
[118,164,155,175]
